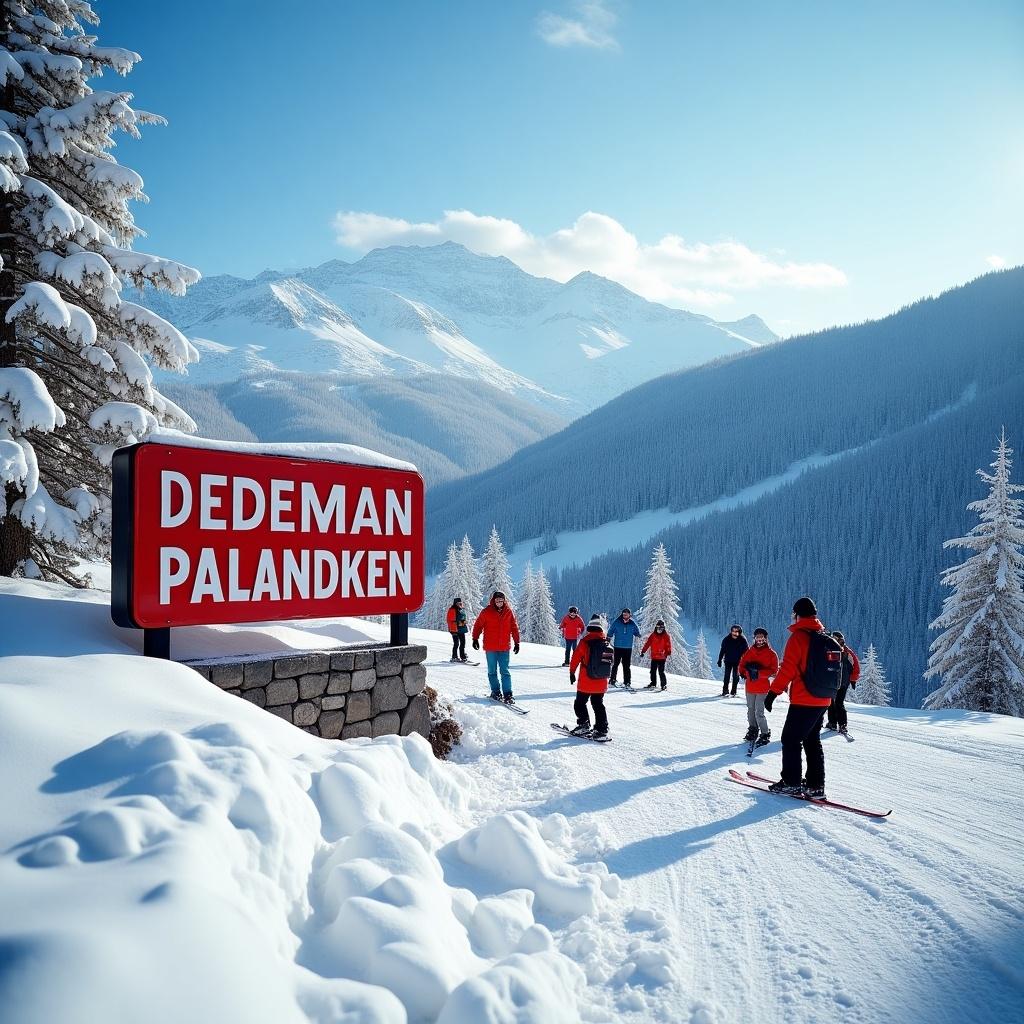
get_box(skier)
[640,619,673,690]
[568,614,612,739]
[446,597,469,663]
[824,630,861,735]
[607,607,641,688]
[472,591,521,704]
[560,606,586,666]
[738,627,779,745]
[718,623,749,697]
[763,597,840,799]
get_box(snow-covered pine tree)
[479,525,515,607]
[0,3,200,581]
[638,542,691,674]
[458,534,483,618]
[855,643,891,706]
[923,430,1024,716]
[693,629,713,680]
[417,541,461,630]
[529,563,561,646]
[518,561,536,639]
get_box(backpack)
[586,635,614,679]
[802,630,845,698]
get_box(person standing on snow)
[640,619,673,690]
[824,630,861,735]
[607,608,641,688]
[472,591,521,704]
[738,627,779,745]
[718,624,749,697]
[446,597,469,663]
[568,614,612,739]
[560,606,586,667]
[763,596,842,799]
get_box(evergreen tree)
[0,3,200,581]
[923,430,1024,716]
[479,525,515,607]
[855,643,891,706]
[693,629,713,680]
[458,534,483,618]
[417,541,461,630]
[528,563,561,646]
[638,543,690,674]
[518,561,537,639]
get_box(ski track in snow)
[424,635,1024,1024]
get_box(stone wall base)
[186,644,429,741]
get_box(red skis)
[728,769,892,819]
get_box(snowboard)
[728,769,891,818]
[551,723,612,743]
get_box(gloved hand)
[570,673,576,685]
[764,691,777,712]
[513,643,520,655]
[717,659,722,668]
[472,638,480,651]
[850,681,857,689]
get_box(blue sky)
[101,1,1023,334]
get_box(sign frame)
[111,442,423,655]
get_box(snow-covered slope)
[2,578,1021,1024]
[143,242,774,415]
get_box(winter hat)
[587,614,603,631]
[753,627,768,638]
[569,606,578,614]
[831,630,845,643]
[793,596,817,618]
[656,619,665,627]
[621,607,632,615]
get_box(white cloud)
[537,1,619,50]
[986,254,1008,269]
[333,208,847,309]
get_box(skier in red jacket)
[568,614,611,740]
[763,597,834,799]
[560,606,586,666]
[640,620,672,690]
[824,630,861,735]
[472,591,521,703]
[738,627,779,745]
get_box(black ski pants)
[826,683,850,729]
[610,648,632,685]
[781,704,827,788]
[650,659,667,687]
[563,638,579,664]
[451,632,466,660]
[722,663,740,695]
[574,692,608,734]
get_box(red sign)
[112,443,425,628]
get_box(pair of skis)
[728,769,890,818]
[551,723,612,743]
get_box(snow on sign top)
[144,428,418,473]
[112,437,425,629]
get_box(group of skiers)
[449,591,859,798]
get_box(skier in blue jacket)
[607,608,641,689]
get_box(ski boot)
[803,781,827,800]
[838,725,849,737]
[754,731,770,747]
[590,730,610,743]
[609,679,619,687]
[489,692,503,702]
[768,779,804,796]
[644,682,658,690]
[570,723,593,737]
[502,693,516,705]
[743,725,758,743]
[822,723,837,733]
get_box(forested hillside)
[426,268,1024,707]
[427,268,1024,565]
[551,372,1023,708]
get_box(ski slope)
[1,579,1022,1024]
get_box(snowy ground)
[2,580,1022,1024]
